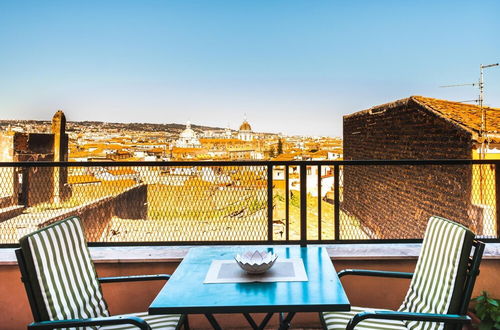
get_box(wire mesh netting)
[0,162,498,245]
[340,163,498,240]
[271,163,498,241]
[0,165,269,244]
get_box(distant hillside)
[0,119,228,134]
[70,121,227,133]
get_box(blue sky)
[0,0,499,136]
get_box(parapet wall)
[39,184,148,241]
[1,250,499,329]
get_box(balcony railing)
[0,159,499,247]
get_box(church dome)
[180,121,196,138]
[237,117,253,142]
[239,120,252,131]
[175,121,201,148]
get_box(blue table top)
[149,246,350,314]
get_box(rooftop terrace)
[0,159,499,329]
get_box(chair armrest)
[98,274,171,283]
[28,315,152,330]
[338,269,413,279]
[346,311,471,330]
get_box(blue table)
[149,246,350,329]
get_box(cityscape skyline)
[0,0,499,136]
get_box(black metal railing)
[0,160,499,247]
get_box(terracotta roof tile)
[346,96,500,142]
[412,96,500,135]
[67,175,100,184]
[272,153,296,161]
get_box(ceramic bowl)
[234,250,278,274]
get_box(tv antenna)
[440,83,478,103]
[479,63,499,138]
[440,63,499,158]
[440,63,499,108]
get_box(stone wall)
[0,168,16,206]
[0,131,71,207]
[39,184,148,242]
[0,132,55,207]
[0,134,17,205]
[14,133,54,159]
[0,133,14,162]
[342,98,475,238]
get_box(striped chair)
[16,216,187,330]
[321,216,484,330]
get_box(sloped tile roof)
[411,96,500,136]
[345,96,500,143]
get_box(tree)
[277,138,283,155]
[268,146,276,158]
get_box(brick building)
[342,96,500,239]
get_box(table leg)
[205,312,291,330]
[278,312,296,330]
[243,313,259,329]
[182,314,190,330]
[243,312,274,330]
[204,314,222,330]
[258,313,274,329]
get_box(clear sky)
[0,0,499,137]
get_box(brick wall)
[342,98,476,238]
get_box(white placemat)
[204,258,308,283]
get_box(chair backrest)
[17,216,109,322]
[398,216,478,330]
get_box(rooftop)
[413,96,500,136]
[345,95,500,142]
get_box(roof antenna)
[479,63,499,141]
[440,63,499,158]
[439,83,478,103]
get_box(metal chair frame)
[16,246,189,330]
[327,240,485,330]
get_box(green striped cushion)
[322,306,408,330]
[22,217,109,322]
[398,216,473,330]
[99,312,182,330]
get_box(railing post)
[495,164,500,238]
[285,165,290,241]
[334,164,340,241]
[18,167,28,206]
[267,164,274,242]
[300,164,307,247]
[318,165,322,241]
